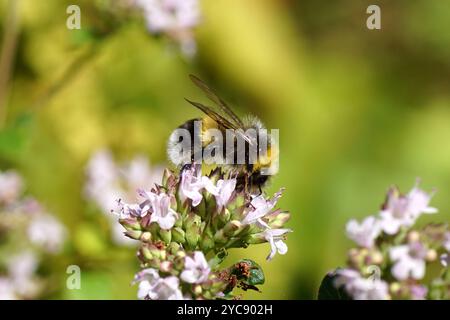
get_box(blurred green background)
[0,0,449,299]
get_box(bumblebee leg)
[244,173,249,195]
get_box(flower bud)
[194,284,203,295]
[172,227,186,244]
[223,220,242,237]
[147,244,163,259]
[370,251,384,265]
[125,230,142,240]
[176,250,186,259]
[167,242,181,255]
[426,249,437,262]
[148,258,161,269]
[184,213,201,229]
[245,233,266,245]
[407,231,421,243]
[186,228,200,249]
[119,218,141,231]
[390,282,401,296]
[159,228,172,244]
[140,245,153,260]
[140,231,152,242]
[200,232,215,252]
[214,230,228,244]
[218,208,231,226]
[160,261,173,273]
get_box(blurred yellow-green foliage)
[0,0,449,299]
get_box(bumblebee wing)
[184,99,237,130]
[189,74,245,128]
[185,98,253,145]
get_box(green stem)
[0,0,21,128]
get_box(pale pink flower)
[380,182,437,235]
[390,242,427,280]
[346,216,381,248]
[135,0,199,32]
[335,269,389,300]
[134,0,200,56]
[410,285,428,300]
[179,167,217,207]
[27,214,66,253]
[135,268,183,300]
[145,192,178,230]
[242,188,284,227]
[180,251,210,284]
[7,251,38,280]
[0,170,23,205]
[215,178,236,210]
[0,278,17,300]
[261,228,291,261]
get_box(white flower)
[179,167,217,207]
[149,276,184,300]
[215,178,236,210]
[180,251,211,284]
[85,150,124,214]
[335,269,389,300]
[3,252,41,299]
[379,182,437,235]
[410,285,428,300]
[110,216,136,246]
[27,214,66,253]
[85,150,163,245]
[135,0,200,32]
[135,268,183,300]
[346,216,381,248]
[242,188,284,227]
[143,191,178,230]
[134,0,200,56]
[0,278,17,300]
[135,268,160,299]
[7,251,38,280]
[261,228,291,261]
[85,150,164,213]
[389,242,427,280]
[116,198,149,219]
[0,170,23,205]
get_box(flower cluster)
[84,149,163,245]
[322,180,450,300]
[115,165,291,299]
[133,0,201,57]
[0,170,66,300]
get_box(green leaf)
[317,270,351,300]
[0,113,34,160]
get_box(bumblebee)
[168,75,278,192]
